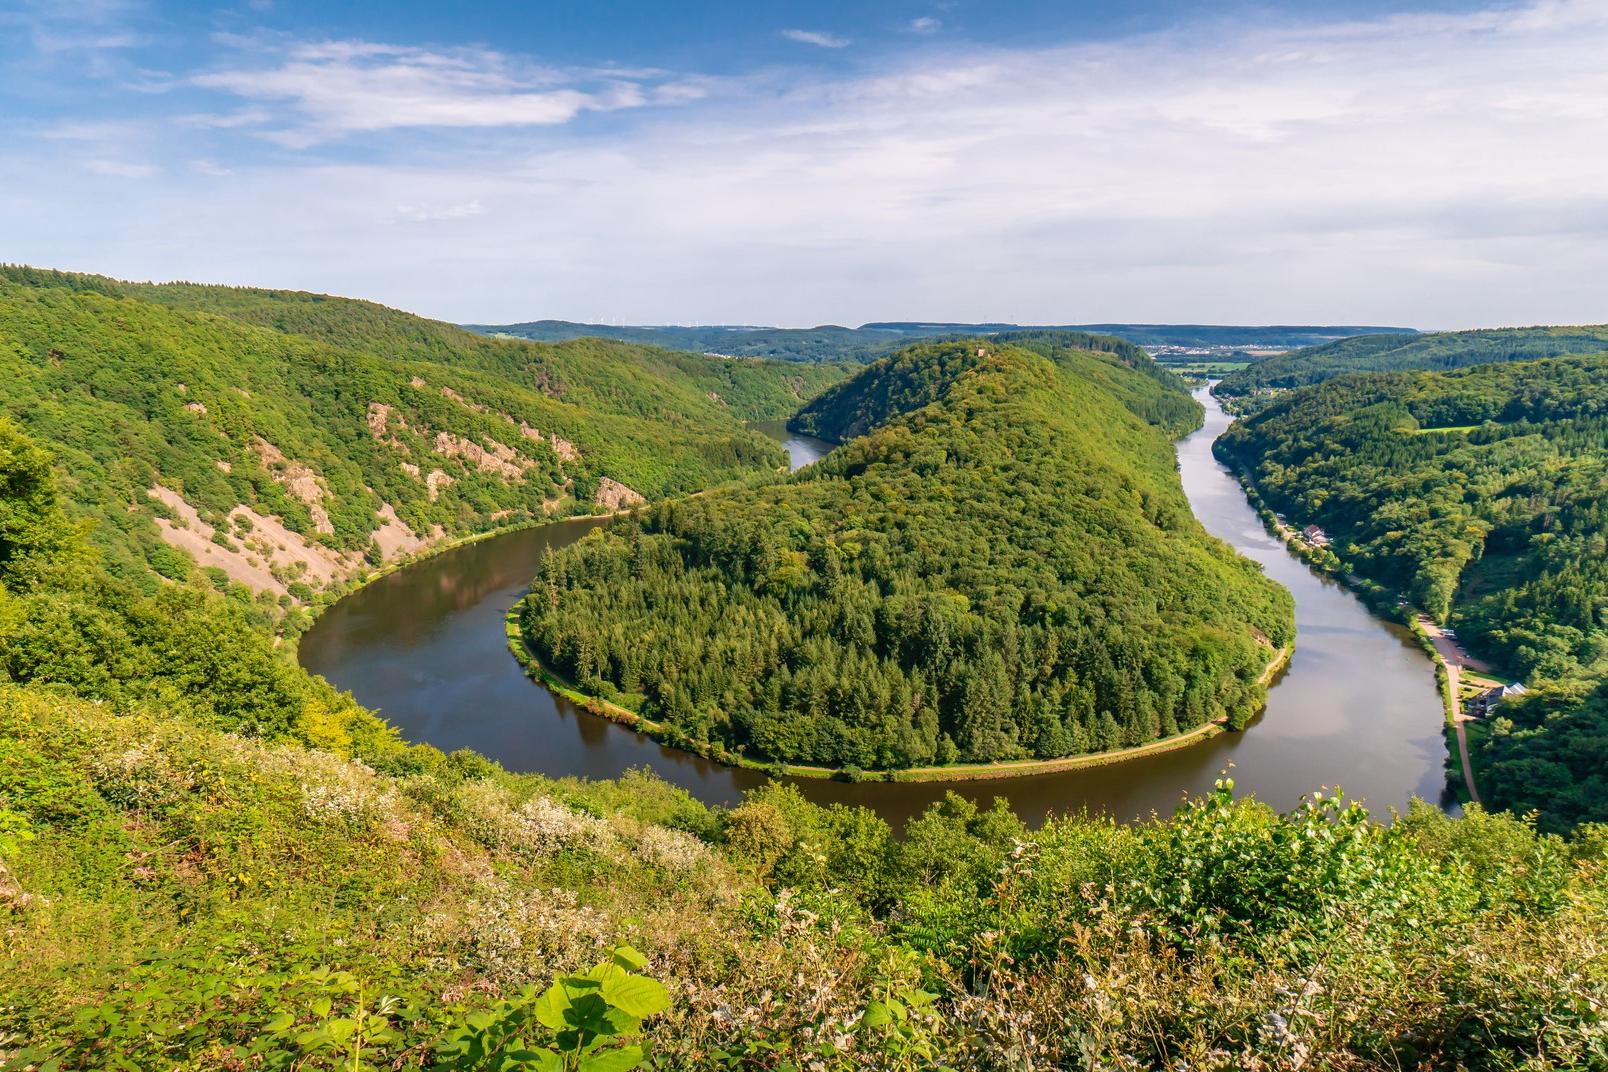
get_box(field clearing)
[1159,360,1252,375]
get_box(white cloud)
[3,1,140,48]
[84,159,158,178]
[781,29,851,48]
[178,107,274,129]
[42,119,144,141]
[393,199,484,223]
[192,40,684,146]
[31,30,143,53]
[908,17,941,35]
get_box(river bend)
[300,393,1448,826]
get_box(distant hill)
[469,319,1414,363]
[1216,325,1608,395]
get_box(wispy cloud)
[178,107,274,129]
[781,29,851,48]
[393,199,484,223]
[192,40,689,146]
[85,158,158,178]
[2,0,149,79]
[907,17,941,35]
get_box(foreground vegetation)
[2,324,1605,1069]
[1217,355,1608,832]
[521,335,1293,771]
[9,671,1606,1071]
[1217,325,1608,396]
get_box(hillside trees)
[1217,354,1608,830]
[0,267,843,610]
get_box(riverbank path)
[1418,616,1484,805]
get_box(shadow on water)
[300,390,1449,827]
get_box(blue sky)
[3,0,1606,327]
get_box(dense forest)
[521,336,1293,770]
[0,267,843,624]
[475,317,1410,364]
[1217,324,1608,395]
[1217,354,1608,831]
[3,414,1606,1069]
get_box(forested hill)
[473,317,1412,363]
[791,330,1199,443]
[1216,325,1608,395]
[0,266,843,624]
[1216,354,1608,831]
[522,337,1293,771]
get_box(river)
[299,392,1450,827]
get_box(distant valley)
[470,317,1415,364]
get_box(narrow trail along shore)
[1418,615,1485,805]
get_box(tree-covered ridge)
[92,271,851,425]
[790,329,1200,444]
[1216,324,1608,395]
[472,316,1412,364]
[0,267,843,616]
[1216,354,1608,831]
[522,339,1293,770]
[992,330,1202,434]
[3,381,1605,1070]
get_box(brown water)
[299,391,1450,827]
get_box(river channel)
[300,393,1449,826]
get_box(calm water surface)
[300,393,1449,826]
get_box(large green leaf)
[600,973,669,1019]
[531,983,573,1032]
[579,1044,645,1072]
[607,944,648,971]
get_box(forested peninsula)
[520,335,1294,772]
[1217,354,1608,831]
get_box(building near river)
[1301,524,1331,547]
[1470,682,1528,718]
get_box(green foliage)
[2,680,1605,1071]
[1476,679,1608,833]
[436,946,667,1071]
[524,338,1291,769]
[0,419,390,752]
[1218,354,1608,830]
[1218,323,1608,395]
[0,418,75,586]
